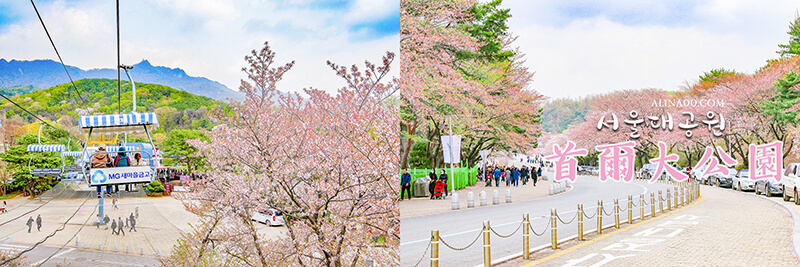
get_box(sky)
[0,0,399,94]
[501,0,800,99]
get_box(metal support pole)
[650,193,656,218]
[577,204,584,241]
[667,189,672,211]
[627,195,633,223]
[640,194,645,220]
[597,200,603,234]
[431,230,440,267]
[614,199,620,229]
[483,221,491,267]
[658,191,664,214]
[522,214,530,260]
[551,209,558,250]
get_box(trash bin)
[414,178,430,197]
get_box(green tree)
[0,134,63,196]
[778,13,800,57]
[161,129,209,175]
[762,71,800,125]
[460,0,514,62]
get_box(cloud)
[502,0,800,99]
[0,0,398,95]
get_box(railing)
[411,181,701,267]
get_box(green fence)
[403,167,478,197]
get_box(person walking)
[36,214,42,232]
[521,166,529,185]
[2,200,6,213]
[118,217,125,236]
[513,168,521,187]
[26,216,34,233]
[113,198,119,210]
[129,213,137,232]
[532,167,539,186]
[504,168,511,186]
[439,170,449,198]
[537,167,543,181]
[493,167,501,187]
[111,219,118,235]
[485,167,493,187]
[428,169,437,200]
[400,169,412,201]
[103,215,110,230]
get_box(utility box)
[413,178,430,197]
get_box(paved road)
[0,241,160,266]
[400,175,675,266]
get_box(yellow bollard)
[667,189,672,211]
[523,214,530,260]
[551,209,558,250]
[640,193,645,220]
[483,221,491,267]
[597,200,603,234]
[658,191,664,214]
[577,204,584,241]
[650,193,656,218]
[627,195,633,224]
[614,199,620,229]
[431,230,440,267]
[674,187,679,208]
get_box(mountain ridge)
[0,58,243,101]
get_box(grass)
[0,192,20,200]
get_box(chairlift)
[26,123,65,177]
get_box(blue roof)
[27,144,65,152]
[78,112,159,133]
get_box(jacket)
[91,153,111,168]
[401,173,412,186]
[439,173,448,182]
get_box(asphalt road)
[0,241,161,266]
[399,175,675,266]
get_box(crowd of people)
[478,165,543,187]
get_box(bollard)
[667,189,672,211]
[75,235,80,248]
[658,191,664,214]
[114,244,118,253]
[650,193,656,218]
[597,200,603,235]
[551,209,558,250]
[627,195,633,223]
[549,184,554,195]
[431,230,440,267]
[141,247,145,256]
[480,191,488,206]
[483,221,492,267]
[577,204,584,241]
[493,190,500,205]
[640,194,645,220]
[99,243,103,251]
[614,199,620,229]
[157,249,161,257]
[506,189,512,203]
[674,187,679,208]
[451,193,460,210]
[522,214,530,260]
[126,245,130,254]
[467,192,475,208]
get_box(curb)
[735,189,800,264]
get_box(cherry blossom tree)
[163,42,399,266]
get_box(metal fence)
[410,181,702,267]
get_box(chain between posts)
[440,230,483,251]
[411,240,431,267]
[556,211,579,224]
[602,205,614,216]
[529,219,551,237]
[583,208,598,219]
[489,222,523,239]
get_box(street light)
[119,64,136,113]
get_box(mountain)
[0,59,244,101]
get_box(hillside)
[2,78,226,131]
[0,59,244,101]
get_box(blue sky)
[0,0,399,93]
[501,0,800,99]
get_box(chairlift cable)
[0,93,69,136]
[29,0,87,103]
[117,0,121,114]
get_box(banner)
[441,135,462,164]
[88,166,152,186]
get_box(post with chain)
[640,193,645,220]
[523,214,530,260]
[658,191,664,214]
[674,187,679,208]
[650,193,656,218]
[483,221,491,267]
[627,195,633,223]
[666,188,672,211]
[431,230,440,267]
[577,204,584,241]
[551,208,558,250]
[613,199,620,229]
[597,200,603,235]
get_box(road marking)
[33,247,75,265]
[521,194,706,267]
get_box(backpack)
[114,155,130,167]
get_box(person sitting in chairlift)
[90,146,112,168]
[114,146,131,167]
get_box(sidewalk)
[400,172,566,218]
[500,185,798,266]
